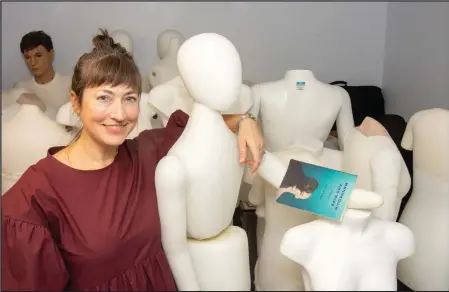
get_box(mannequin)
[110,29,151,93]
[397,108,449,291]
[148,29,185,88]
[2,88,57,122]
[249,148,321,291]
[343,117,411,221]
[148,76,253,127]
[280,190,414,291]
[250,70,354,152]
[2,104,73,195]
[155,33,250,290]
[56,93,158,137]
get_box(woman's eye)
[98,95,109,101]
[126,96,138,102]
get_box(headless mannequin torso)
[251,70,354,152]
[280,198,414,291]
[155,33,250,290]
[148,30,185,88]
[2,104,73,194]
[398,108,449,291]
[343,117,411,221]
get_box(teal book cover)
[276,159,357,221]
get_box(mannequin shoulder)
[381,221,414,255]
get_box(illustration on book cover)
[276,159,357,221]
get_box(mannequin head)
[110,29,133,54]
[177,33,242,111]
[157,29,185,59]
[358,117,390,137]
[19,30,55,81]
[69,29,141,147]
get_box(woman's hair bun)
[92,28,116,50]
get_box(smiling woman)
[1,28,264,291]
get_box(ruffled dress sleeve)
[1,173,69,291]
[134,109,190,159]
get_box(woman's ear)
[70,91,81,115]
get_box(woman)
[1,29,264,291]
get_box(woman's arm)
[223,113,264,173]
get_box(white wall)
[383,2,449,120]
[1,2,388,90]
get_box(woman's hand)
[237,118,264,173]
[222,114,264,173]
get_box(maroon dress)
[1,110,189,291]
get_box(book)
[276,159,357,221]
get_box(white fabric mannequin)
[249,148,321,291]
[155,33,250,290]
[148,76,253,127]
[397,108,449,291]
[280,190,414,291]
[343,117,411,221]
[148,30,185,88]
[13,72,71,120]
[55,93,158,137]
[2,104,73,195]
[110,29,151,93]
[250,70,354,152]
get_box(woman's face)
[71,84,139,147]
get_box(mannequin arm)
[336,89,355,150]
[255,151,288,189]
[370,149,402,221]
[155,155,200,290]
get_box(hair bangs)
[81,54,142,95]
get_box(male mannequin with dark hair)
[13,31,71,119]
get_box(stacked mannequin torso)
[2,104,73,194]
[252,70,354,152]
[398,108,449,291]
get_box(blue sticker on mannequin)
[296,81,305,90]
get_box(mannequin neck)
[190,102,222,123]
[34,68,56,85]
[340,209,371,234]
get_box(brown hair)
[71,28,142,101]
[69,29,142,142]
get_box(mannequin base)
[187,225,251,290]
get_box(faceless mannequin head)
[177,33,242,111]
[110,29,133,54]
[19,30,55,80]
[157,29,185,59]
